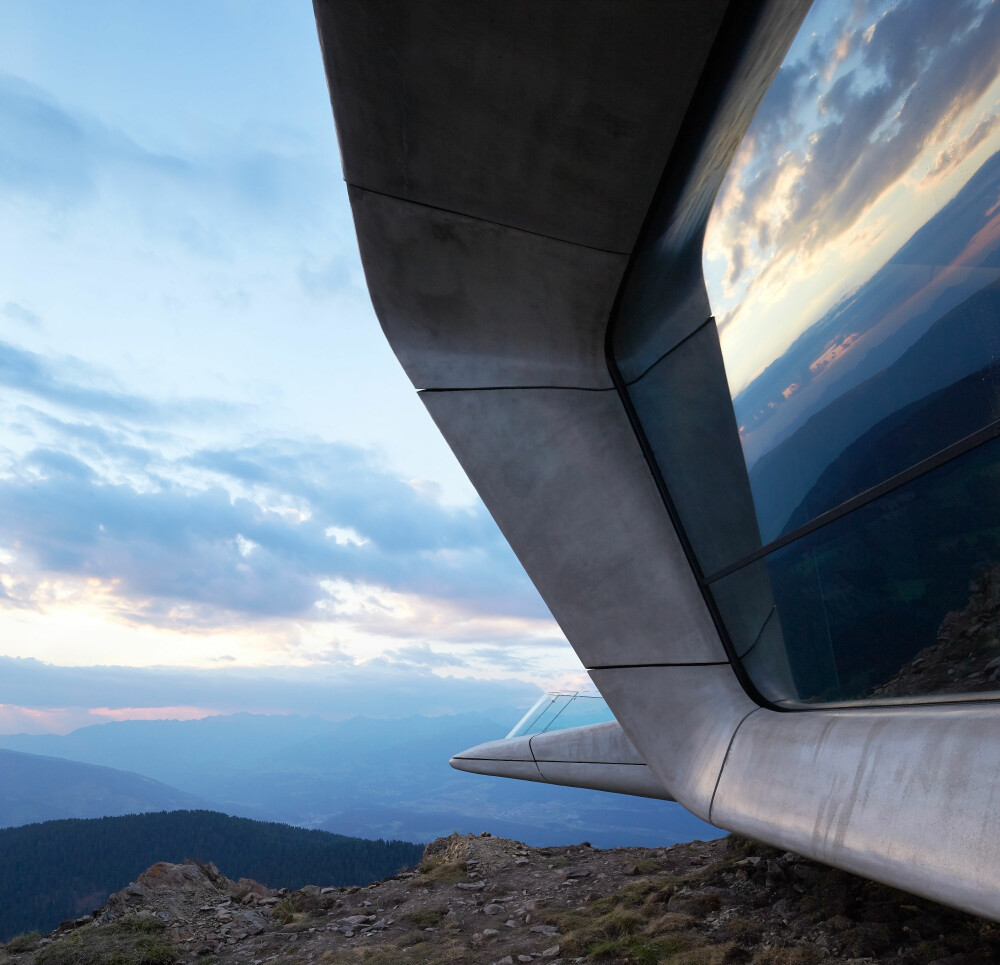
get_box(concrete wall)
[315,0,1000,919]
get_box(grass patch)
[662,943,738,964]
[416,860,467,885]
[587,933,699,964]
[272,898,298,924]
[751,948,821,965]
[558,905,698,962]
[5,933,42,953]
[400,907,448,929]
[318,936,467,964]
[33,915,175,965]
[538,873,722,965]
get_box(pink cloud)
[87,705,218,722]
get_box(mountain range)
[0,749,211,828]
[0,712,719,849]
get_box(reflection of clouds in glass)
[926,114,1000,182]
[705,0,1000,394]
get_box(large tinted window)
[617,0,1000,706]
[702,0,1000,703]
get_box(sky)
[0,1,585,733]
[704,0,1000,401]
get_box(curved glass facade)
[507,692,615,738]
[621,0,1000,705]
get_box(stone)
[457,881,487,890]
[542,946,561,958]
[484,903,505,915]
[531,924,559,935]
[338,914,375,927]
[483,928,500,937]
[772,897,798,918]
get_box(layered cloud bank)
[0,2,582,709]
[0,340,570,680]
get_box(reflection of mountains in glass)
[865,563,1000,700]
[738,150,1000,543]
[766,434,1000,703]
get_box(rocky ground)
[3,832,999,965]
[867,563,1000,698]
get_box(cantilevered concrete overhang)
[451,722,674,801]
[316,0,1000,919]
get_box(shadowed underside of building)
[314,0,1000,919]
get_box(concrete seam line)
[586,661,729,671]
[623,315,716,387]
[418,385,616,395]
[708,706,763,827]
[526,735,547,783]
[345,181,633,257]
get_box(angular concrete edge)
[421,387,727,667]
[589,665,758,821]
[450,721,673,801]
[349,187,624,391]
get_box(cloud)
[298,255,361,298]
[926,114,1000,180]
[0,73,102,208]
[0,340,239,424]
[2,302,41,329]
[0,655,540,723]
[706,0,1000,385]
[0,366,549,634]
[711,0,1000,280]
[378,643,470,670]
[0,71,339,249]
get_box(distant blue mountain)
[0,713,721,848]
[0,748,212,828]
[751,277,1000,539]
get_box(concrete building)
[315,0,1000,916]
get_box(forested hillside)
[0,810,422,941]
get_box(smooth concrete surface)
[712,704,1000,919]
[319,0,1000,921]
[451,721,673,801]
[590,665,757,821]
[421,386,727,667]
[535,762,673,800]
[316,0,729,252]
[349,186,624,389]
[528,721,647,766]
